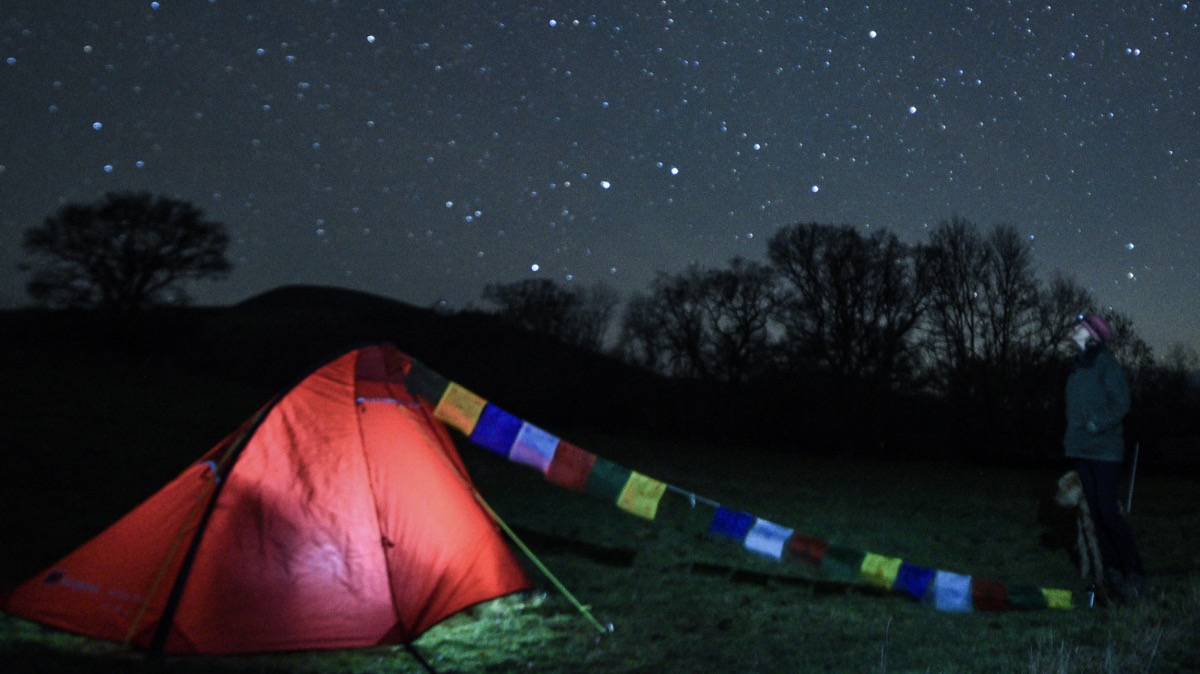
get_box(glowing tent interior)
[0,344,531,653]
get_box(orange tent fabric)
[1,344,530,653]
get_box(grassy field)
[1,341,1198,672]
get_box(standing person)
[1064,313,1145,604]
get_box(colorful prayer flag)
[584,458,632,503]
[970,578,1011,611]
[892,562,935,600]
[858,553,904,590]
[409,365,1074,614]
[707,507,755,541]
[545,440,595,491]
[1042,588,1074,609]
[1006,584,1049,610]
[820,545,867,583]
[434,383,487,435]
[405,359,449,403]
[926,571,973,612]
[786,532,829,566]
[468,404,522,457]
[508,422,559,473]
[616,472,668,520]
[744,518,794,560]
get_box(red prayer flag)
[786,532,829,566]
[970,578,1012,611]
[544,440,595,491]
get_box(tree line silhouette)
[482,219,1199,466]
[20,192,1200,466]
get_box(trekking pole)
[1126,441,1140,513]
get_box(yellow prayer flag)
[858,553,904,590]
[1041,588,1074,609]
[616,471,668,520]
[434,383,487,435]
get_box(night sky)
[2,2,1197,354]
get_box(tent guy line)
[665,484,722,510]
[405,356,1081,613]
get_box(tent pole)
[145,402,277,653]
[472,493,611,635]
[122,477,219,649]
[411,402,610,635]
[124,409,269,649]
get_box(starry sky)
[2,2,1197,354]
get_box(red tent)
[1,344,530,653]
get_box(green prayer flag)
[820,545,866,584]
[1005,584,1048,610]
[584,457,632,503]
[406,359,449,403]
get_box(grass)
[2,347,1198,672]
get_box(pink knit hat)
[1078,314,1112,344]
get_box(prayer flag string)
[412,359,1079,611]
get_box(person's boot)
[1103,567,1130,604]
[1125,571,1147,603]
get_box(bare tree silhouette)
[481,278,619,352]
[21,192,230,314]
[620,259,780,383]
[768,222,929,385]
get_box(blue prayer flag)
[893,562,936,600]
[468,404,522,457]
[707,507,755,541]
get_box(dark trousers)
[1074,458,1144,577]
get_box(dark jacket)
[1064,345,1130,461]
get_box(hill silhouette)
[0,285,680,587]
[0,285,689,442]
